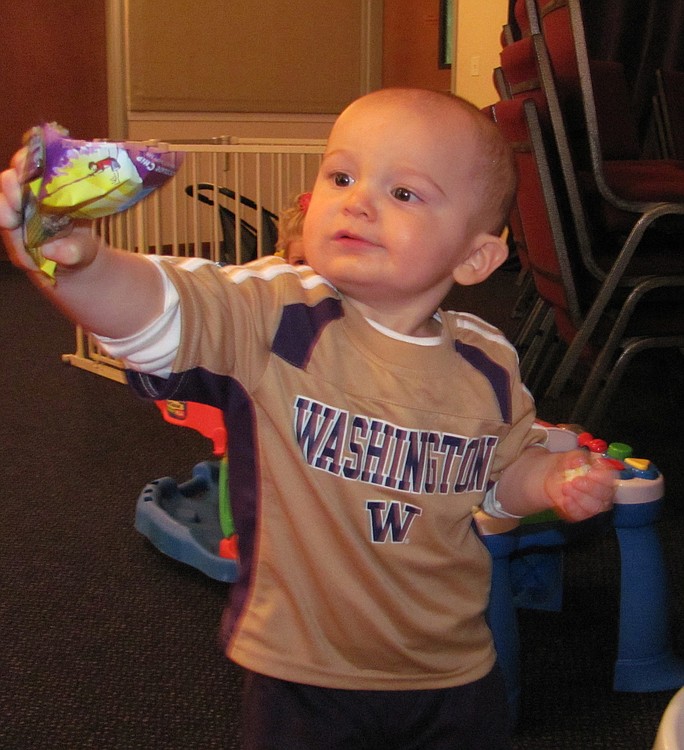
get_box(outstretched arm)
[0,150,164,339]
[494,445,617,522]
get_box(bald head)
[337,88,516,235]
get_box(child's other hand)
[545,449,617,522]
[0,150,98,274]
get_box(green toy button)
[607,442,632,461]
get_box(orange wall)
[381,0,509,107]
[382,0,452,92]
[0,2,108,165]
[0,1,108,258]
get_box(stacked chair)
[481,3,684,722]
[491,0,684,431]
[654,68,684,160]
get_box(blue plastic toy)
[134,401,239,582]
[475,424,684,723]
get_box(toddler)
[275,191,310,266]
[0,88,615,749]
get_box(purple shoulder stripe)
[272,298,344,368]
[453,340,512,424]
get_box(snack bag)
[21,123,184,280]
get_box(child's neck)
[346,297,441,338]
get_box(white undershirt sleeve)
[94,258,181,378]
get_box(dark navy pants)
[240,664,512,750]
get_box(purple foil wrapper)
[22,123,184,252]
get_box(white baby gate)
[61,136,327,383]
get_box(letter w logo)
[366,501,422,543]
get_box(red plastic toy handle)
[155,400,227,456]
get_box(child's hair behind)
[276,192,311,260]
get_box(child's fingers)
[551,451,616,521]
[568,461,616,496]
[563,475,614,507]
[0,167,24,228]
[0,168,40,273]
[32,225,99,270]
[556,491,607,521]
[561,451,616,485]
[560,465,616,518]
[3,147,28,216]
[10,147,28,173]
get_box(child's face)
[286,237,306,266]
[303,93,495,314]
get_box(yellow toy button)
[625,457,650,472]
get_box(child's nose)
[342,184,376,219]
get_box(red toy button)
[586,438,608,453]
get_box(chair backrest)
[485,97,583,342]
[535,0,627,167]
[185,183,279,265]
[654,68,684,160]
[514,0,540,37]
[511,1,684,273]
[498,25,605,283]
[536,0,684,216]
[587,58,642,160]
[499,35,545,112]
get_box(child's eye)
[392,187,418,203]
[333,172,353,187]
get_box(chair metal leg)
[511,270,537,322]
[526,336,563,399]
[544,207,684,400]
[514,297,548,351]
[519,305,556,384]
[580,336,684,432]
[571,276,684,424]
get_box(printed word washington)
[293,396,498,495]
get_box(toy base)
[613,652,684,693]
[135,460,239,583]
[510,550,564,612]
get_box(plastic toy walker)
[475,424,684,722]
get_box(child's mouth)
[333,230,377,248]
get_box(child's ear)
[452,232,509,286]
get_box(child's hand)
[0,150,99,275]
[0,152,29,264]
[545,449,617,522]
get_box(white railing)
[61,137,327,382]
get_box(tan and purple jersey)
[126,255,545,691]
